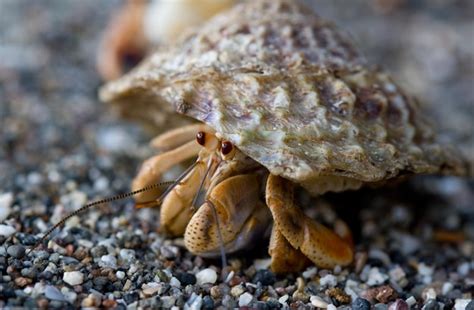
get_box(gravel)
[0,0,473,309]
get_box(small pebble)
[7,245,25,258]
[100,254,117,268]
[405,296,416,306]
[238,292,253,307]
[195,268,217,285]
[388,299,409,310]
[0,224,16,237]
[44,285,65,301]
[63,271,84,286]
[423,299,440,310]
[0,192,13,221]
[202,295,214,310]
[454,299,472,310]
[311,295,328,308]
[230,284,245,297]
[320,274,338,287]
[279,294,290,305]
[116,270,125,280]
[170,277,181,288]
[374,303,388,310]
[177,272,196,286]
[352,298,371,310]
[252,269,276,286]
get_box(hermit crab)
[99,0,468,273]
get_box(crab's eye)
[197,131,219,151]
[221,141,236,159]
[196,131,206,146]
[221,141,233,155]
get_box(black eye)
[196,131,206,146]
[221,141,233,155]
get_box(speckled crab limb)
[266,175,354,269]
[160,155,208,236]
[132,139,201,205]
[184,174,271,257]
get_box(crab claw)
[184,174,271,256]
[266,175,354,270]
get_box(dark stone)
[352,297,371,310]
[202,295,214,310]
[7,245,26,259]
[388,299,409,310]
[423,299,440,310]
[255,301,271,310]
[176,272,196,286]
[252,270,276,286]
[124,292,139,304]
[39,271,54,280]
[90,246,108,258]
[466,300,474,310]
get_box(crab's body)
[100,0,468,272]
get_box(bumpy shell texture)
[100,0,467,185]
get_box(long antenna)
[191,157,214,210]
[26,180,175,256]
[206,199,228,271]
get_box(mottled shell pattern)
[100,0,467,193]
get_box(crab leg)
[132,139,201,205]
[265,175,353,269]
[160,157,210,236]
[184,174,271,256]
[269,225,311,273]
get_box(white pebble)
[405,296,417,306]
[389,265,406,283]
[184,293,202,310]
[302,267,318,279]
[278,294,289,304]
[142,282,161,296]
[417,263,433,277]
[319,274,337,287]
[454,299,471,310]
[327,304,337,310]
[119,249,136,262]
[170,277,181,288]
[253,258,271,270]
[366,267,389,286]
[0,224,15,237]
[116,271,125,280]
[423,288,437,300]
[442,282,454,295]
[100,255,117,268]
[457,262,470,276]
[238,292,253,307]
[63,271,84,286]
[0,192,13,221]
[310,296,328,308]
[195,268,217,285]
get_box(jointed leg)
[266,175,353,270]
[132,139,200,205]
[269,225,311,273]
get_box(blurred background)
[0,1,472,308]
[0,0,472,189]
